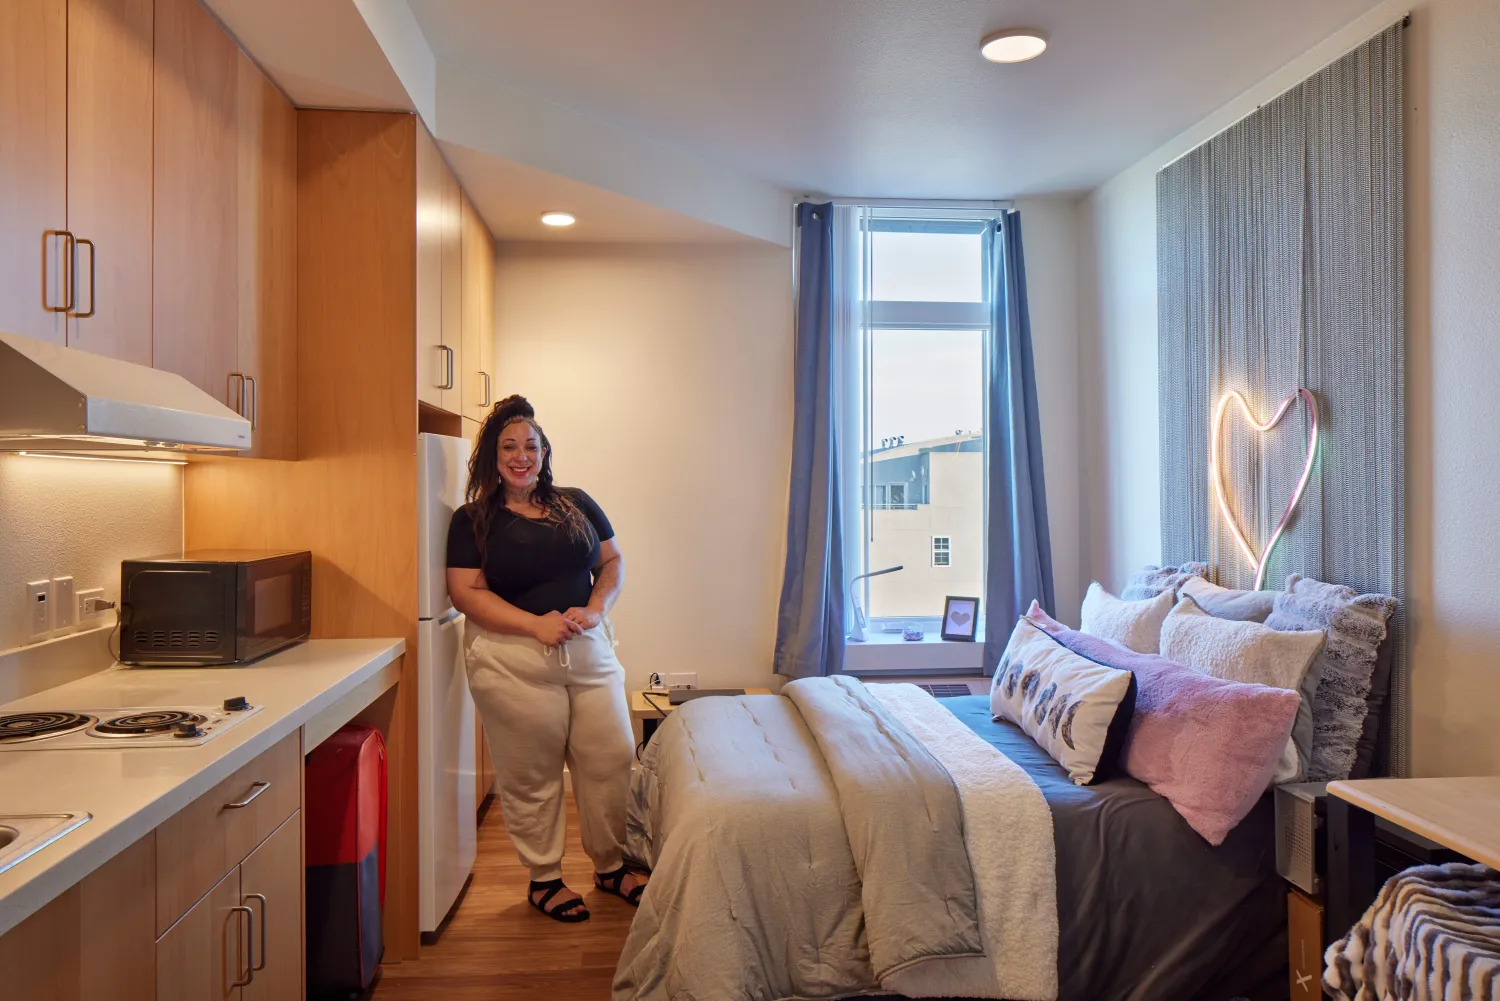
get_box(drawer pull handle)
[229,903,255,987]
[246,892,268,971]
[225,780,270,809]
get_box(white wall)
[1077,0,1500,775]
[0,454,182,700]
[492,243,795,690]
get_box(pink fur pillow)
[1026,602,1300,844]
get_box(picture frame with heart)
[941,595,980,642]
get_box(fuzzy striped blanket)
[1325,864,1500,1000]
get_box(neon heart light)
[1210,388,1320,590]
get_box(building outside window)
[850,208,994,629]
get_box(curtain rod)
[797,196,1014,210]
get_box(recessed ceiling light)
[980,28,1048,64]
[540,211,576,227]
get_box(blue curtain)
[773,202,845,679]
[983,212,1055,672]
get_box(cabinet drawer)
[156,730,301,936]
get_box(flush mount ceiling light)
[540,211,576,227]
[980,28,1048,63]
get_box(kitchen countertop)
[0,637,404,938]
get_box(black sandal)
[528,879,590,923]
[594,865,647,907]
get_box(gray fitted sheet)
[940,696,1286,1001]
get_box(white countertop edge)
[0,638,404,938]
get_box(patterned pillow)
[990,618,1137,786]
[1080,582,1175,654]
[1160,596,1324,783]
[1265,575,1397,782]
[1121,562,1210,601]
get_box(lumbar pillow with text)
[991,617,1136,785]
[1080,582,1175,654]
[1159,595,1324,783]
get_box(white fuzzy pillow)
[1160,596,1325,782]
[1079,582,1175,654]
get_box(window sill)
[843,629,985,674]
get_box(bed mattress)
[939,695,1286,1001]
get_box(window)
[851,209,994,626]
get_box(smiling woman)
[444,395,647,922]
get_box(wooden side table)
[630,688,774,745]
[1326,776,1500,940]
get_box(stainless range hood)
[0,331,250,453]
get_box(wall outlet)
[25,580,52,640]
[77,587,108,622]
[667,672,698,690]
[51,576,76,630]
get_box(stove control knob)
[173,721,205,739]
[223,696,250,712]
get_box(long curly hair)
[466,395,590,570]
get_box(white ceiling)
[407,0,1388,199]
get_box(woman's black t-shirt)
[446,489,614,616]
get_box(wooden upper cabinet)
[235,52,298,459]
[460,191,496,420]
[153,0,240,405]
[439,153,465,415]
[416,125,446,410]
[0,0,68,345]
[65,0,155,364]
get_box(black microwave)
[119,550,312,666]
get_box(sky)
[870,329,984,444]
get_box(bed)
[614,681,1285,1001]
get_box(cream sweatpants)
[464,619,634,883]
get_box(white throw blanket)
[1325,863,1500,1001]
[870,683,1060,1001]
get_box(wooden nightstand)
[630,688,774,744]
[1326,777,1500,940]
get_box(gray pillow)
[1122,562,1210,601]
[1265,575,1397,783]
[1179,577,1277,623]
[1350,630,1397,778]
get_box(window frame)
[854,210,996,640]
[931,535,952,568]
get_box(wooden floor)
[372,795,633,1000]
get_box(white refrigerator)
[416,432,478,934]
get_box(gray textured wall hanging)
[1157,23,1407,772]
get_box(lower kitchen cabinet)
[156,866,245,1001]
[240,813,303,1001]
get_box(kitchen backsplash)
[0,454,182,699]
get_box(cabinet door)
[153,0,240,404]
[0,0,68,345]
[0,830,155,1000]
[157,866,246,1001]
[234,53,297,459]
[65,0,154,362]
[460,191,495,420]
[415,125,445,409]
[241,812,303,1001]
[439,158,465,415]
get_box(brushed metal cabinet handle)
[439,345,455,390]
[224,780,269,809]
[245,892,268,971]
[72,238,96,318]
[226,373,245,415]
[481,370,491,407]
[245,375,258,430]
[41,230,75,313]
[229,903,254,987]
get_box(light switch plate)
[667,672,698,690]
[26,581,52,640]
[51,576,76,630]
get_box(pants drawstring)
[546,643,572,670]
